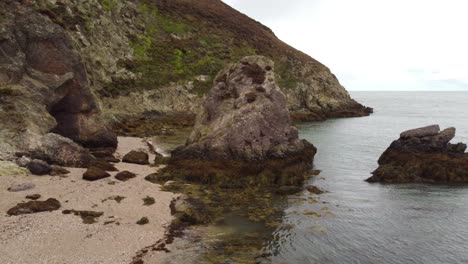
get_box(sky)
[221,0,468,91]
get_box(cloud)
[222,0,468,91]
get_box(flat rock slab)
[7,198,61,215]
[400,125,440,139]
[8,183,35,192]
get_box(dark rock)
[154,152,169,165]
[26,194,41,200]
[50,165,70,176]
[143,196,155,206]
[367,125,468,183]
[115,171,137,181]
[123,151,149,165]
[305,185,325,194]
[144,173,173,184]
[7,198,61,215]
[89,159,118,172]
[83,167,111,181]
[25,159,52,175]
[8,183,36,192]
[136,217,149,225]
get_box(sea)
[155,92,468,264]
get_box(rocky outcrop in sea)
[160,56,317,187]
[367,125,468,183]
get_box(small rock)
[8,183,35,192]
[305,185,325,194]
[154,152,169,165]
[115,171,136,181]
[62,209,104,224]
[7,198,61,215]
[122,151,149,165]
[26,194,41,200]
[25,159,51,175]
[136,217,149,225]
[145,173,173,184]
[143,196,155,206]
[83,167,111,181]
[50,165,70,176]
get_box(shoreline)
[0,137,178,264]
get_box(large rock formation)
[163,56,317,186]
[3,0,370,138]
[367,125,468,183]
[0,2,116,161]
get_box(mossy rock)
[0,161,29,176]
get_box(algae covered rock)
[367,125,468,183]
[0,161,29,176]
[7,198,61,215]
[166,56,316,186]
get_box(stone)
[122,151,149,165]
[136,217,149,225]
[367,126,468,183]
[275,186,302,195]
[62,209,104,224]
[115,171,137,181]
[305,185,325,195]
[26,194,41,200]
[154,152,169,165]
[8,183,36,192]
[83,167,111,181]
[400,125,440,139]
[7,198,61,215]
[25,159,52,175]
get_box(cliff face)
[2,0,370,125]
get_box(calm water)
[268,92,468,264]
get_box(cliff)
[1,0,370,130]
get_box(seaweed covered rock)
[7,198,61,215]
[367,125,468,183]
[165,56,316,186]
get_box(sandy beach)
[0,137,177,264]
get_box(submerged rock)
[122,151,149,165]
[7,198,61,215]
[367,125,468,183]
[165,56,316,186]
[305,185,325,195]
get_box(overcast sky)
[222,0,468,91]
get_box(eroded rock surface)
[0,2,116,161]
[367,125,468,183]
[166,56,316,186]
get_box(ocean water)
[268,92,468,264]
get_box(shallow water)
[268,92,468,264]
[155,92,468,264]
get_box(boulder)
[367,125,468,183]
[83,167,111,181]
[122,151,149,165]
[24,159,52,175]
[162,56,316,187]
[7,198,61,215]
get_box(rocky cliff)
[2,0,370,130]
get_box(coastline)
[0,137,178,264]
